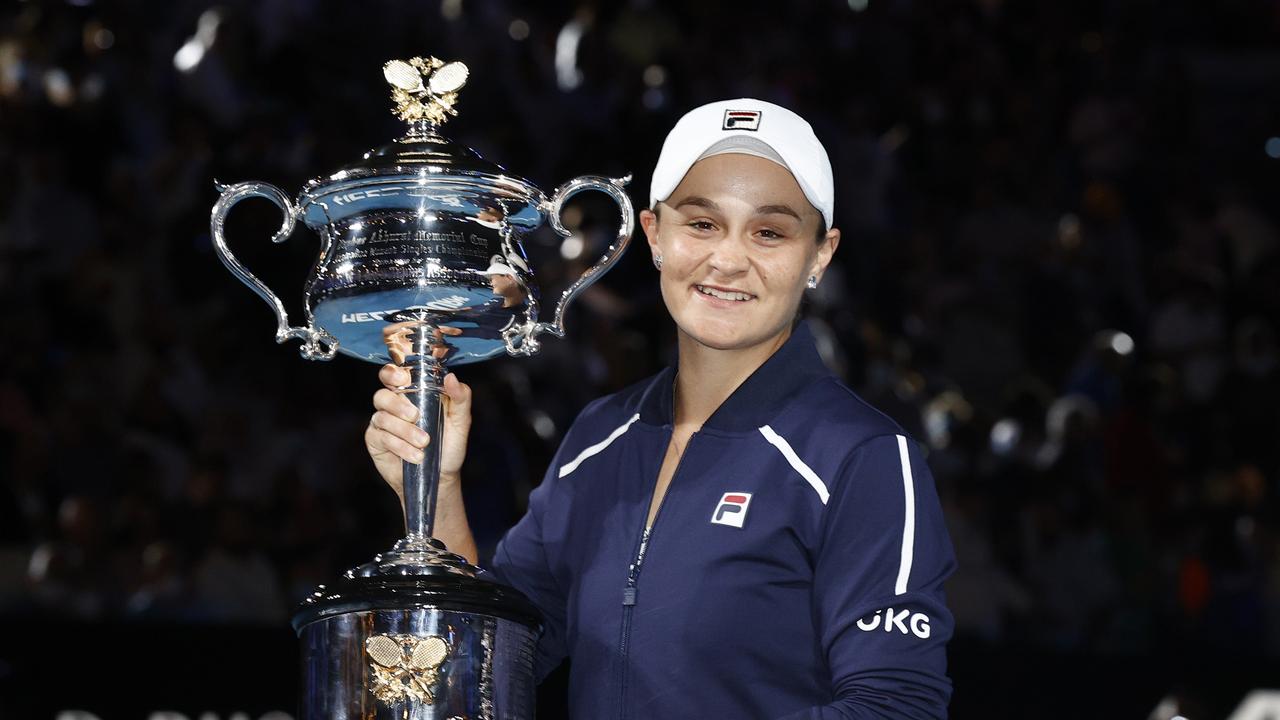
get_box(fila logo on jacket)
[710,492,752,528]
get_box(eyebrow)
[754,204,803,221]
[671,196,720,212]
[669,196,804,221]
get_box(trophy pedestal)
[293,573,541,720]
[287,336,547,720]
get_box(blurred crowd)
[2,0,1279,666]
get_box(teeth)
[696,285,752,302]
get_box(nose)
[707,232,749,277]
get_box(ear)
[640,208,661,260]
[810,227,841,283]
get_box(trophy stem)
[405,119,438,140]
[353,313,475,577]
[402,331,446,540]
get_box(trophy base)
[293,573,541,720]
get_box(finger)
[370,409,430,447]
[373,388,418,423]
[378,363,412,389]
[366,421,426,464]
[442,373,472,406]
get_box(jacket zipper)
[617,430,697,719]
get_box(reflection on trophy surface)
[210,54,633,719]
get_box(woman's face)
[640,153,839,353]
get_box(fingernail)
[413,449,425,463]
[416,431,429,447]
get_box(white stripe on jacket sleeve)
[894,434,917,595]
[758,425,830,504]
[558,413,641,478]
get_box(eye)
[757,227,786,241]
[687,219,718,232]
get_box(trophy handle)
[504,174,634,356]
[210,180,338,361]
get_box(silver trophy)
[210,56,634,719]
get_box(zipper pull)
[623,527,651,607]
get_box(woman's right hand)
[365,364,473,502]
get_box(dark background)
[2,0,1280,718]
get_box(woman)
[366,99,956,718]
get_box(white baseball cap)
[649,98,834,228]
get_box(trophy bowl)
[210,56,634,719]
[211,59,632,366]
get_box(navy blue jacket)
[488,323,956,718]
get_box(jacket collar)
[637,320,833,433]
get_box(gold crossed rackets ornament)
[383,57,469,126]
[365,633,451,705]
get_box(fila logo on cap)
[722,110,762,131]
[711,492,752,528]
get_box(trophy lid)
[297,57,545,229]
[291,572,543,633]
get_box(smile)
[695,285,755,302]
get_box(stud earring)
[654,254,664,270]
[807,275,818,289]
